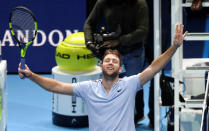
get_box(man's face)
[101,54,121,80]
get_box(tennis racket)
[9,6,37,71]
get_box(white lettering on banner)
[0,30,15,46]
[48,29,64,46]
[0,29,80,47]
[33,30,47,47]
[17,30,29,43]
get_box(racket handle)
[20,58,26,79]
[21,58,25,69]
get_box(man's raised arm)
[140,24,188,86]
[18,64,74,96]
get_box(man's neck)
[102,76,119,93]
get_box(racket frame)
[9,6,38,58]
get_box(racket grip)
[20,58,25,69]
[20,58,26,79]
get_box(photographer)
[84,0,149,126]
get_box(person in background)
[191,0,202,11]
[84,0,149,126]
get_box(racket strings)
[11,9,35,43]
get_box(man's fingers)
[19,63,30,70]
[183,31,188,38]
[19,63,25,69]
[18,67,26,74]
[18,68,25,78]
[175,24,178,34]
[19,73,24,79]
[25,64,29,70]
[18,67,23,73]
[180,24,184,34]
[173,24,188,47]
[176,24,184,34]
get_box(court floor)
[7,74,167,131]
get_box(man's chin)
[103,71,119,80]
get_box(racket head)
[9,6,38,57]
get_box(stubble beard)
[102,68,119,81]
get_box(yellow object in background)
[55,32,98,71]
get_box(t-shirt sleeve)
[72,81,91,100]
[126,73,142,92]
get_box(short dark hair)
[102,49,122,66]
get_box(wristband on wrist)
[27,72,33,78]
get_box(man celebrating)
[18,24,187,131]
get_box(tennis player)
[18,24,187,131]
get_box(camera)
[86,25,121,60]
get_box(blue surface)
[7,74,167,131]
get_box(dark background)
[0,0,208,73]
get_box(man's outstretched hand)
[173,24,188,48]
[18,64,32,79]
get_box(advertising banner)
[0,0,86,73]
